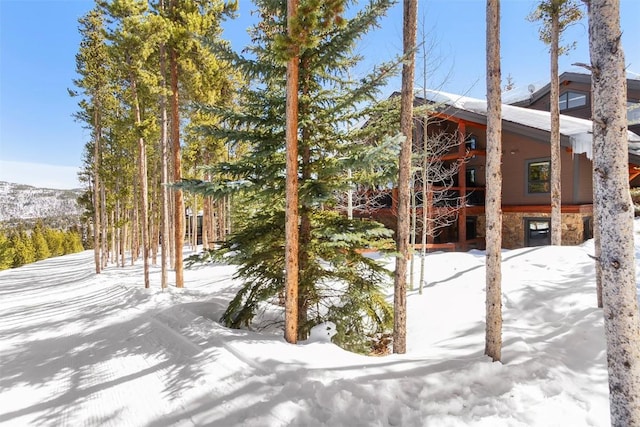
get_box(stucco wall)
[501,130,593,205]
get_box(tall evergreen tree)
[73,7,113,274]
[164,0,237,288]
[182,0,400,352]
[31,221,51,262]
[11,229,35,268]
[0,230,15,270]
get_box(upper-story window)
[628,100,640,125]
[559,91,587,111]
[527,159,550,194]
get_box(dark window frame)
[524,217,551,247]
[559,90,587,111]
[526,158,551,194]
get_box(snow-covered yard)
[2,226,638,426]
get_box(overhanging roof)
[421,89,640,164]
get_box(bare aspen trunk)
[410,180,416,291]
[284,0,300,344]
[394,0,417,355]
[419,117,428,294]
[550,11,562,246]
[485,0,503,363]
[587,0,640,424]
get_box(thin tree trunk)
[550,10,562,246]
[92,108,102,274]
[419,117,428,294]
[160,37,170,289]
[587,0,640,423]
[410,180,416,291]
[485,0,503,363]
[284,0,300,344]
[100,182,108,269]
[121,216,126,268]
[169,31,184,288]
[130,71,150,289]
[131,179,139,265]
[202,157,210,250]
[394,0,417,355]
[169,188,175,269]
[110,209,116,265]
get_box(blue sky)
[0,0,639,189]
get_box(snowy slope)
[2,228,637,425]
[0,181,83,222]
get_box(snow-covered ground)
[3,224,639,426]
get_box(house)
[507,71,640,142]
[358,73,640,250]
[506,71,640,184]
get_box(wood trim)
[629,164,640,182]
[502,204,593,214]
[438,149,486,161]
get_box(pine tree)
[181,0,400,352]
[0,230,14,270]
[31,221,51,261]
[45,228,65,258]
[73,7,113,274]
[11,229,35,268]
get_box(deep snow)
[2,223,639,426]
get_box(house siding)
[501,131,593,205]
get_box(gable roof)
[504,70,640,106]
[421,89,640,164]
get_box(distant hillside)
[0,181,85,227]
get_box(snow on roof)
[501,81,546,104]
[423,89,640,160]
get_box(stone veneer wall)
[499,211,590,249]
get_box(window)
[583,217,593,241]
[466,168,477,186]
[525,218,550,247]
[628,101,640,125]
[559,91,587,110]
[527,159,550,193]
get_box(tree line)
[0,221,84,270]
